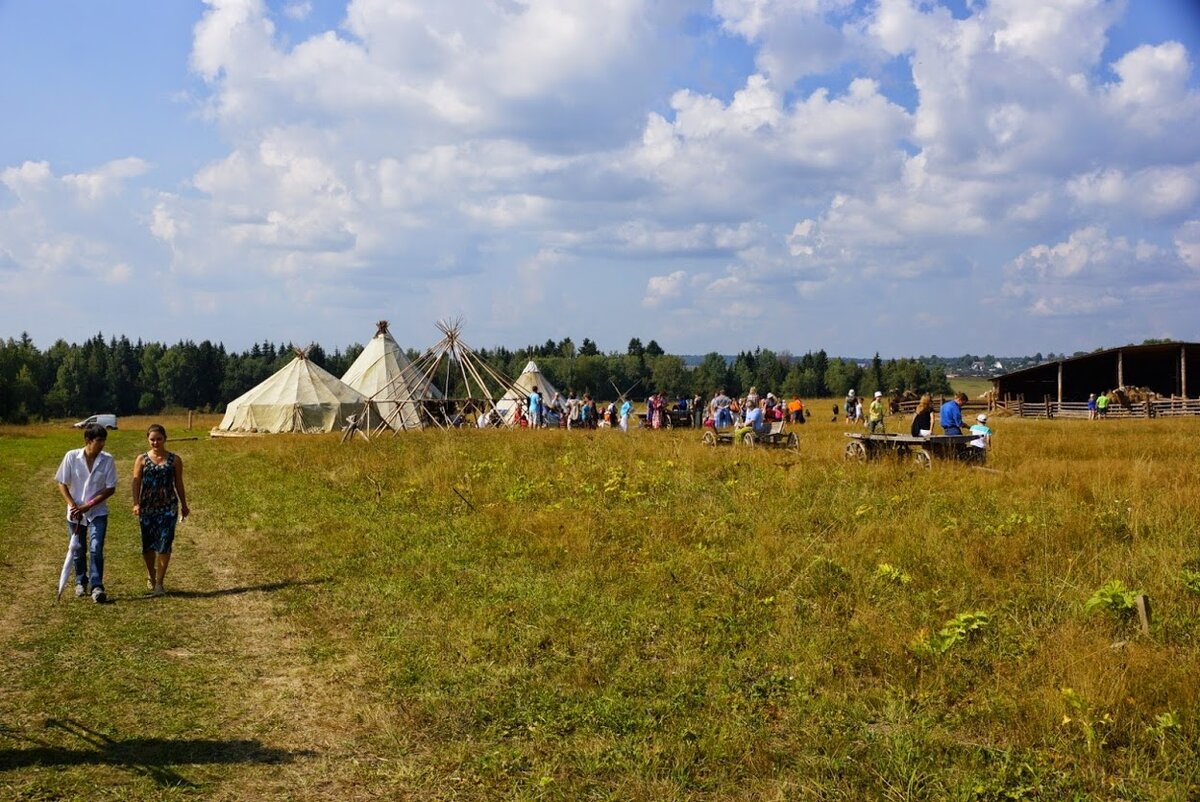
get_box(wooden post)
[1057,362,1063,404]
[1045,395,1052,418]
[1135,594,1152,636]
[1182,345,1188,399]
[188,410,193,430]
[1117,349,1124,389]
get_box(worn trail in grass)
[0,424,396,800]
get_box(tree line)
[0,332,951,423]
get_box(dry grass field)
[2,410,1198,800]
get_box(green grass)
[950,376,994,398]
[2,414,1199,800]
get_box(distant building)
[991,342,1199,402]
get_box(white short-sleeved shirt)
[54,448,117,522]
[969,423,992,449]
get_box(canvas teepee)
[342,321,440,431]
[215,348,369,434]
[366,318,523,431]
[495,360,562,424]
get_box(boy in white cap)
[969,413,992,451]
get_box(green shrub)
[1084,580,1141,618]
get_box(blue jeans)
[69,515,108,591]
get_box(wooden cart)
[639,408,696,428]
[843,432,984,469]
[703,421,799,450]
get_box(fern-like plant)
[1084,580,1141,618]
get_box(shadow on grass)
[120,576,331,602]
[0,719,314,787]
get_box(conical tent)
[215,350,369,434]
[342,321,440,431]
[495,360,562,424]
[362,318,523,431]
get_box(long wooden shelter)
[991,342,1200,417]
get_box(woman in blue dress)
[132,424,190,596]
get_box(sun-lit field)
[2,411,1198,800]
[950,376,995,399]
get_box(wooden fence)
[894,396,994,417]
[894,395,1200,419]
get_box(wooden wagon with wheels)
[664,408,694,428]
[702,421,799,451]
[843,432,983,469]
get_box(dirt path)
[153,513,404,800]
[0,458,407,800]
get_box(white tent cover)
[217,355,369,434]
[342,326,440,430]
[495,360,562,424]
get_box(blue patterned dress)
[139,452,179,553]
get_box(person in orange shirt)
[787,395,803,423]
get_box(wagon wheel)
[844,440,867,462]
[702,430,717,447]
[786,432,799,451]
[912,450,932,470]
[742,431,757,447]
[664,414,673,429]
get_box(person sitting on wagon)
[969,413,992,450]
[734,399,767,443]
[939,392,968,435]
[910,394,934,437]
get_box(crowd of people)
[505,388,637,431]
[705,387,809,434]
[484,384,993,454]
[499,385,814,436]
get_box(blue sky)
[2,0,1198,357]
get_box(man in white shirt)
[54,424,117,603]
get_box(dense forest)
[0,332,951,423]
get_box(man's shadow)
[0,719,315,787]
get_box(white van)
[73,414,119,430]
